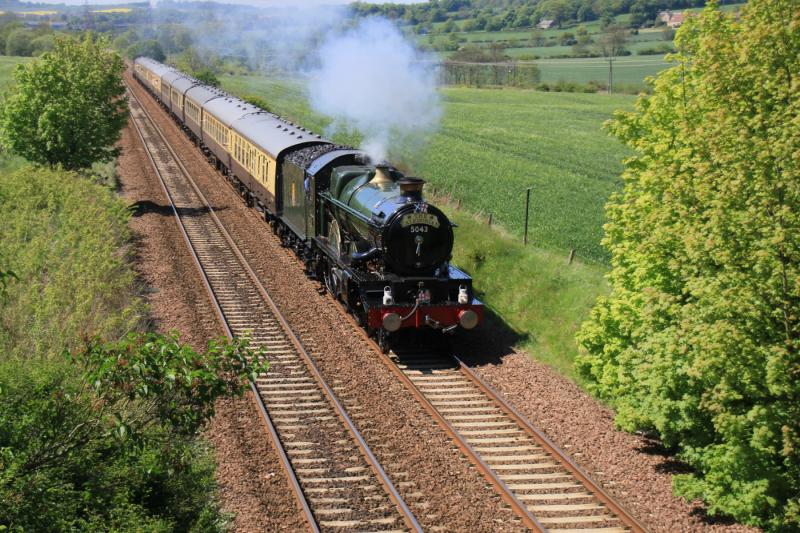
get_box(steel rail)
[125,86,321,532]
[374,349,547,532]
[453,355,649,533]
[126,78,423,533]
[380,344,649,533]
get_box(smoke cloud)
[307,18,442,163]
[151,4,441,163]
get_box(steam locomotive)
[133,57,483,348]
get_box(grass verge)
[447,207,607,378]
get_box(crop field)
[17,10,58,16]
[415,88,632,261]
[222,74,633,262]
[504,39,673,59]
[93,7,132,13]
[534,55,670,85]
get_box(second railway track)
[127,84,422,533]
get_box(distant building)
[658,10,688,28]
[537,19,555,29]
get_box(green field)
[222,73,634,375]
[534,55,670,85]
[0,56,29,89]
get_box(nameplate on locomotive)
[401,213,440,228]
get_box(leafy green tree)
[5,29,32,56]
[112,29,137,52]
[462,18,477,31]
[126,38,165,62]
[29,33,54,56]
[194,68,220,88]
[577,1,800,529]
[0,35,127,170]
[530,28,545,46]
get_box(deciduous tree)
[577,1,800,529]
[0,35,127,170]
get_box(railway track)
[125,70,648,532]
[380,346,648,533]
[126,84,423,533]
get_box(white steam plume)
[307,18,441,163]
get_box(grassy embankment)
[0,58,230,529]
[223,74,633,377]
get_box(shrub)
[577,1,800,529]
[194,67,220,87]
[126,39,166,62]
[0,333,266,531]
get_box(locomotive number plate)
[401,213,440,228]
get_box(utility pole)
[523,187,532,245]
[607,56,614,94]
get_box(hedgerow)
[576,1,799,529]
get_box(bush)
[577,1,800,529]
[5,29,32,57]
[29,33,54,56]
[194,67,220,87]
[242,94,272,113]
[126,39,166,62]
[0,333,266,531]
[636,43,675,55]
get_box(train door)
[305,173,314,243]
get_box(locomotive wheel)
[323,264,340,300]
[328,218,343,259]
[377,330,389,354]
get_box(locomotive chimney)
[398,177,425,198]
[371,164,393,186]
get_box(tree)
[530,28,545,46]
[5,29,32,56]
[0,35,128,170]
[0,333,266,530]
[125,39,165,62]
[29,34,54,56]
[485,15,505,32]
[559,31,576,45]
[194,68,219,87]
[577,1,800,529]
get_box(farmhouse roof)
[537,19,555,29]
